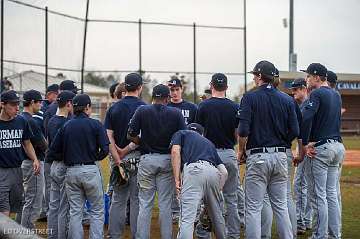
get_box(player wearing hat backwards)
[238,60,299,239]
[0,90,40,218]
[128,84,186,239]
[106,73,146,239]
[20,90,47,229]
[50,94,109,239]
[300,63,345,239]
[170,123,228,239]
[196,73,243,239]
[46,90,75,239]
[34,83,59,221]
[167,77,198,222]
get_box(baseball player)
[167,78,198,125]
[170,123,228,238]
[167,77,198,222]
[128,84,186,239]
[0,90,40,218]
[261,70,301,238]
[300,63,345,239]
[327,70,346,236]
[20,90,48,229]
[43,80,79,137]
[289,78,313,234]
[34,83,59,221]
[105,73,146,238]
[196,73,243,238]
[46,90,75,239]
[238,60,299,238]
[50,94,109,239]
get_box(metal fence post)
[139,18,142,75]
[1,0,4,93]
[81,0,90,93]
[45,6,48,91]
[193,22,197,103]
[243,0,247,93]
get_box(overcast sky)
[3,0,360,97]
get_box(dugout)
[278,71,360,135]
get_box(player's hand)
[116,146,127,159]
[175,180,181,199]
[237,151,246,165]
[114,157,122,167]
[305,142,316,158]
[293,156,303,166]
[33,159,40,175]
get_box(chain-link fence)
[1,0,247,104]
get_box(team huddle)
[0,60,344,239]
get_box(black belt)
[67,162,96,167]
[314,139,340,147]
[188,160,216,168]
[249,147,286,155]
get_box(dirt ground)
[343,150,360,166]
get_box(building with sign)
[278,71,360,135]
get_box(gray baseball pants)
[260,149,297,238]
[108,151,140,239]
[294,158,312,231]
[305,141,344,239]
[65,164,104,239]
[21,159,44,229]
[136,153,174,239]
[41,162,51,217]
[217,149,241,238]
[48,161,69,239]
[177,161,226,239]
[245,149,293,239]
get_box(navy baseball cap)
[167,78,182,87]
[109,83,119,96]
[301,63,327,77]
[72,94,91,107]
[327,71,337,84]
[59,80,79,93]
[46,84,59,93]
[187,123,204,135]
[211,73,228,87]
[249,60,277,78]
[1,90,20,103]
[152,84,170,98]
[57,90,76,104]
[290,78,306,89]
[23,90,43,102]
[125,73,143,90]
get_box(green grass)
[342,136,360,150]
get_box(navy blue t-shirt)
[168,100,198,125]
[170,130,223,170]
[196,97,240,149]
[128,104,186,154]
[104,96,146,148]
[46,115,69,163]
[301,86,342,145]
[50,113,110,166]
[0,115,32,168]
[21,112,46,161]
[238,84,299,149]
[43,101,58,137]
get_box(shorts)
[0,167,24,213]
